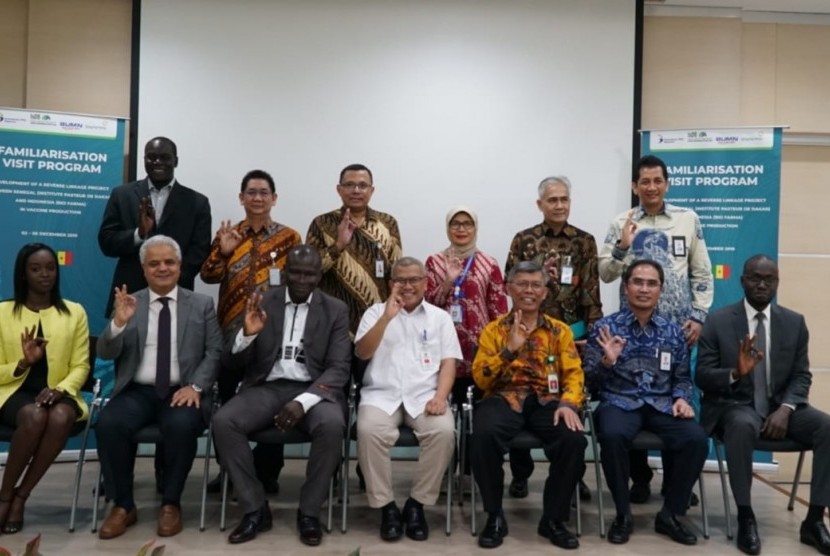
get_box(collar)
[541,220,575,238]
[239,218,277,235]
[619,306,662,329]
[743,298,771,323]
[503,310,552,331]
[402,299,427,316]
[634,202,668,219]
[146,178,176,192]
[149,286,179,304]
[285,289,313,307]
[339,206,376,222]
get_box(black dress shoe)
[630,481,651,504]
[402,498,428,541]
[379,502,403,541]
[608,514,634,544]
[297,510,323,546]
[800,520,830,555]
[655,512,697,545]
[508,477,528,498]
[478,510,508,549]
[547,521,579,549]
[228,503,273,544]
[737,517,761,555]
[578,479,592,502]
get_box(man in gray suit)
[95,235,222,540]
[212,245,351,546]
[697,254,830,556]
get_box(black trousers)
[97,384,205,508]
[471,395,586,522]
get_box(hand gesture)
[20,325,48,367]
[736,334,763,378]
[243,292,267,336]
[672,398,695,419]
[596,326,626,365]
[112,285,137,328]
[138,196,156,239]
[383,283,404,321]
[275,401,305,431]
[507,309,531,353]
[216,219,242,256]
[543,251,560,282]
[682,320,702,347]
[553,405,584,431]
[425,396,448,416]
[619,210,638,249]
[335,208,357,251]
[34,387,64,408]
[170,385,201,408]
[445,249,463,282]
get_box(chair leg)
[575,488,581,537]
[587,409,605,538]
[446,439,454,536]
[789,451,806,511]
[220,468,229,532]
[199,428,212,532]
[341,435,351,533]
[69,417,95,532]
[698,472,710,539]
[715,441,734,540]
[326,476,334,533]
[91,467,103,534]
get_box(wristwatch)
[190,384,204,394]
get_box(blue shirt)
[583,308,691,415]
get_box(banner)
[0,107,126,335]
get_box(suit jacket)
[696,300,811,435]
[96,288,222,400]
[222,286,351,407]
[98,179,212,316]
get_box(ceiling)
[652,0,830,14]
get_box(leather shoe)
[508,477,528,498]
[800,519,830,555]
[608,514,633,544]
[737,516,761,555]
[297,510,323,546]
[157,504,182,537]
[578,479,592,502]
[478,510,508,549]
[655,512,697,545]
[630,481,651,504]
[545,520,579,549]
[403,498,428,541]
[379,502,403,541]
[98,506,137,540]
[228,503,272,544]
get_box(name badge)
[659,348,672,371]
[269,267,281,286]
[672,236,687,257]
[560,264,574,285]
[548,373,560,394]
[449,303,463,323]
[375,259,385,278]
[421,351,433,370]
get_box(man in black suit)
[212,245,351,546]
[98,136,212,317]
[697,254,830,556]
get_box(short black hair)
[339,163,373,184]
[146,136,177,156]
[633,155,668,182]
[742,254,777,275]
[13,243,69,315]
[622,259,664,285]
[240,169,275,193]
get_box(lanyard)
[452,254,475,301]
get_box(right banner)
[642,127,783,313]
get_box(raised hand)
[112,284,137,328]
[543,251,560,282]
[216,219,243,256]
[335,208,357,251]
[736,333,763,378]
[445,249,464,282]
[383,282,404,321]
[138,196,156,239]
[619,210,638,249]
[243,292,267,336]
[20,325,48,367]
[507,309,531,353]
[596,325,626,365]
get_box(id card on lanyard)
[449,254,475,323]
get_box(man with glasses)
[505,175,601,500]
[583,260,707,546]
[200,169,302,495]
[307,163,402,336]
[354,257,461,542]
[471,261,586,550]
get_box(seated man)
[212,245,351,546]
[471,260,586,550]
[355,256,460,542]
[583,259,707,545]
[697,255,830,556]
[95,235,221,539]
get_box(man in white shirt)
[355,256,461,542]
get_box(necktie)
[753,313,768,417]
[156,297,171,399]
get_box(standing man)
[504,175,601,499]
[583,260,707,546]
[697,255,830,556]
[471,261,586,550]
[306,163,402,336]
[355,257,459,543]
[200,169,302,493]
[95,236,221,540]
[598,155,713,503]
[212,245,351,547]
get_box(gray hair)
[507,260,549,284]
[391,256,425,276]
[537,175,572,198]
[139,235,182,264]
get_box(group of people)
[0,138,828,555]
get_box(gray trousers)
[719,404,830,508]
[212,379,345,516]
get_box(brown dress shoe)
[157,504,183,537]
[99,506,137,539]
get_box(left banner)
[0,107,126,334]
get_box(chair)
[217,427,336,533]
[340,383,457,535]
[713,437,808,539]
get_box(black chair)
[713,437,808,539]
[217,427,335,533]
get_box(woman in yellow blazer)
[0,243,89,534]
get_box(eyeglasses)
[391,276,424,286]
[511,281,546,291]
[628,278,661,289]
[449,221,475,230]
[243,189,273,198]
[339,182,372,191]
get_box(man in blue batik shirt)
[584,260,708,547]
